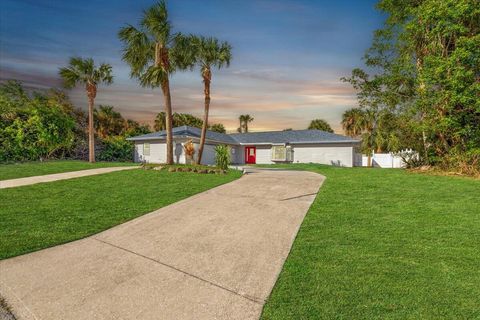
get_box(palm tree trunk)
[88,97,95,163]
[197,73,211,165]
[162,78,174,164]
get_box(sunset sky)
[0,0,383,133]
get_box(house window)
[143,143,150,156]
[271,145,293,162]
[272,146,286,161]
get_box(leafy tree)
[119,0,191,164]
[238,114,254,133]
[189,35,232,164]
[174,113,203,128]
[209,123,226,133]
[308,119,334,133]
[344,0,480,174]
[59,57,113,162]
[154,112,204,130]
[0,82,76,162]
[124,119,151,138]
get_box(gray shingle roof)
[126,126,238,144]
[127,126,359,145]
[230,130,359,144]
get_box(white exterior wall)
[254,145,275,164]
[134,139,359,167]
[292,144,354,167]
[134,139,235,165]
[134,140,187,164]
[135,140,167,163]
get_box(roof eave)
[236,140,360,145]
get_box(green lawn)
[260,164,480,319]
[0,169,241,259]
[0,160,137,180]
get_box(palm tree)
[59,57,113,163]
[154,112,167,131]
[238,114,254,133]
[94,105,125,138]
[360,109,377,167]
[308,119,334,132]
[118,1,189,164]
[341,108,365,137]
[189,36,232,164]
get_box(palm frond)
[59,57,113,89]
[59,66,81,89]
[119,25,154,78]
[141,0,171,44]
[191,35,232,70]
[170,33,196,71]
[97,63,114,85]
[139,65,169,88]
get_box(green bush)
[97,136,133,162]
[0,82,76,162]
[214,145,231,170]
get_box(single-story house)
[127,125,362,167]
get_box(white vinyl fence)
[361,149,416,168]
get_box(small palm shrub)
[214,145,231,170]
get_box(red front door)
[245,146,256,164]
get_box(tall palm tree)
[238,114,254,133]
[190,36,232,164]
[59,57,113,163]
[118,1,189,164]
[341,108,365,137]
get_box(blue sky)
[0,0,383,132]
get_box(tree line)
[0,80,241,162]
[341,0,479,174]
[0,81,150,162]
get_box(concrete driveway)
[0,168,324,320]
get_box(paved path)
[0,169,324,320]
[0,166,139,189]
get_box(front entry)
[245,146,256,164]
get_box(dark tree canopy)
[342,0,480,175]
[308,119,334,133]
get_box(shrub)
[214,145,231,170]
[96,136,133,162]
[0,83,76,162]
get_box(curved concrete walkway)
[0,168,324,320]
[0,166,139,189]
